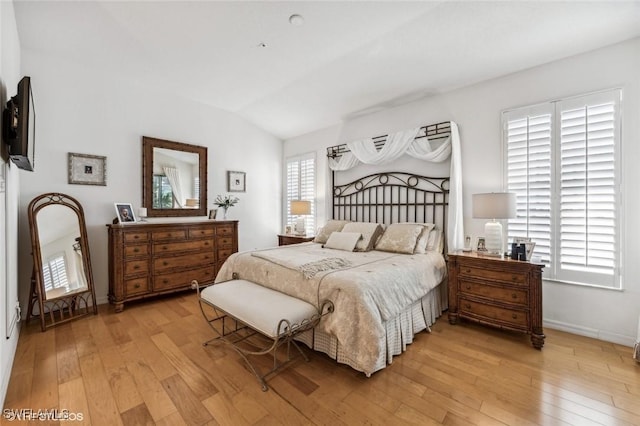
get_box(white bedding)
[215,242,447,375]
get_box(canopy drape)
[329,121,464,251]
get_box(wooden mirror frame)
[27,193,98,331]
[142,136,208,217]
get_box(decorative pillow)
[400,222,436,253]
[323,232,362,252]
[341,222,385,252]
[374,223,425,254]
[313,220,350,244]
[425,228,445,253]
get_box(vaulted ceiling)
[13,1,640,139]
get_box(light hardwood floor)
[3,292,639,425]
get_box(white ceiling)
[13,1,640,140]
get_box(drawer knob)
[464,303,471,310]
[465,284,471,290]
[133,265,140,270]
[465,268,471,273]
[204,242,210,246]
[134,283,141,289]
[512,314,518,319]
[134,235,139,240]
[162,246,168,250]
[163,279,169,284]
[133,248,140,253]
[512,275,518,281]
[163,261,169,266]
[512,293,518,299]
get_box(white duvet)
[216,242,446,375]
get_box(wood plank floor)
[3,292,639,425]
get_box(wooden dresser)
[447,251,545,348]
[107,220,238,312]
[277,234,315,246]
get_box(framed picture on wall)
[227,171,246,192]
[68,152,107,186]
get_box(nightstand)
[447,251,545,349]
[278,234,315,246]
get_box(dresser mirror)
[142,136,208,217]
[27,193,98,331]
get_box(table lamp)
[290,200,311,236]
[472,192,516,256]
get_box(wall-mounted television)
[2,76,35,171]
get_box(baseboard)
[544,319,636,347]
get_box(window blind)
[43,254,69,291]
[285,153,316,235]
[504,89,621,288]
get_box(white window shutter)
[285,153,316,235]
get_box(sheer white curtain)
[73,249,86,290]
[329,122,464,250]
[163,166,184,208]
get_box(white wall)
[0,0,22,408]
[285,38,640,346]
[17,49,283,308]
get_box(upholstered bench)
[193,278,333,391]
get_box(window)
[503,89,621,288]
[42,253,69,292]
[285,153,316,235]
[152,174,174,208]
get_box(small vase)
[222,207,228,220]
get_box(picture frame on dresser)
[114,202,136,223]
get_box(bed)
[216,122,456,376]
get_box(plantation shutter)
[504,106,553,267]
[285,153,316,235]
[503,89,621,288]
[43,253,69,291]
[556,91,620,287]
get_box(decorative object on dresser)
[472,192,516,256]
[213,194,239,220]
[107,220,238,312]
[114,202,136,223]
[448,251,545,349]
[68,152,107,186]
[278,234,314,246]
[290,199,311,235]
[227,170,246,192]
[27,193,98,331]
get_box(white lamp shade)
[290,200,311,215]
[472,193,516,219]
[138,207,147,217]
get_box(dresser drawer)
[153,266,215,291]
[459,298,528,328]
[124,259,149,277]
[124,244,149,257]
[124,277,149,296]
[154,239,213,254]
[153,252,215,272]
[152,229,188,241]
[124,232,149,244]
[458,265,526,285]
[459,279,528,307]
[217,236,234,247]
[216,226,234,236]
[189,227,215,238]
[217,248,233,263]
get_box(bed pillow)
[425,228,445,253]
[323,232,362,252]
[374,223,425,254]
[341,222,385,252]
[313,220,350,244]
[400,222,436,253]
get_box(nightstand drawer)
[458,265,526,285]
[459,279,528,306]
[459,298,528,328]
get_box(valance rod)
[326,121,451,159]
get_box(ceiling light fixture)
[257,42,267,48]
[289,14,304,26]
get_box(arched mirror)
[142,136,208,217]
[27,193,98,331]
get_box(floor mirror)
[27,193,98,331]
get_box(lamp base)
[294,218,306,236]
[484,220,503,256]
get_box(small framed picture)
[227,171,246,192]
[114,203,136,223]
[68,152,107,186]
[208,209,218,220]
[476,236,487,252]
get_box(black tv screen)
[2,76,35,171]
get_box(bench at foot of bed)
[193,278,333,391]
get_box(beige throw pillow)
[314,220,350,244]
[374,223,425,254]
[341,222,384,252]
[323,232,362,252]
